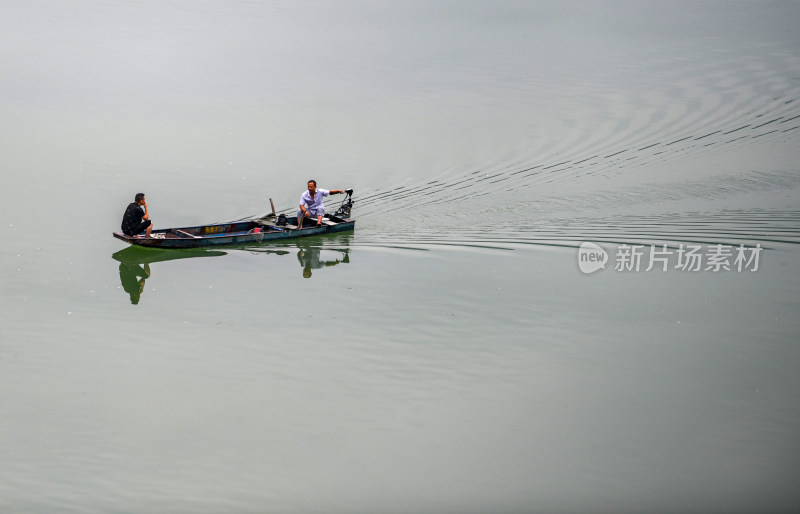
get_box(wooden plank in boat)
[171,229,200,238]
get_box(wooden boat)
[113,193,355,249]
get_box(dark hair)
[135,193,145,203]
[307,180,317,187]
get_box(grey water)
[2,1,800,512]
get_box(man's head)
[135,193,146,204]
[307,180,317,194]
[130,280,145,304]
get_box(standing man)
[298,180,345,228]
[121,193,152,238]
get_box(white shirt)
[299,188,330,215]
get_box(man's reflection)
[119,262,150,304]
[112,247,226,305]
[297,245,350,278]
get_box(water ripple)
[350,209,800,253]
[241,45,800,255]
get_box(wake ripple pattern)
[258,48,800,253]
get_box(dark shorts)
[124,219,151,237]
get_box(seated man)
[297,180,345,228]
[121,193,153,238]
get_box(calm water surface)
[2,1,800,512]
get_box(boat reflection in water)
[112,247,227,304]
[297,244,350,278]
[242,234,352,278]
[112,235,352,304]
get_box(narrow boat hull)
[113,216,355,249]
